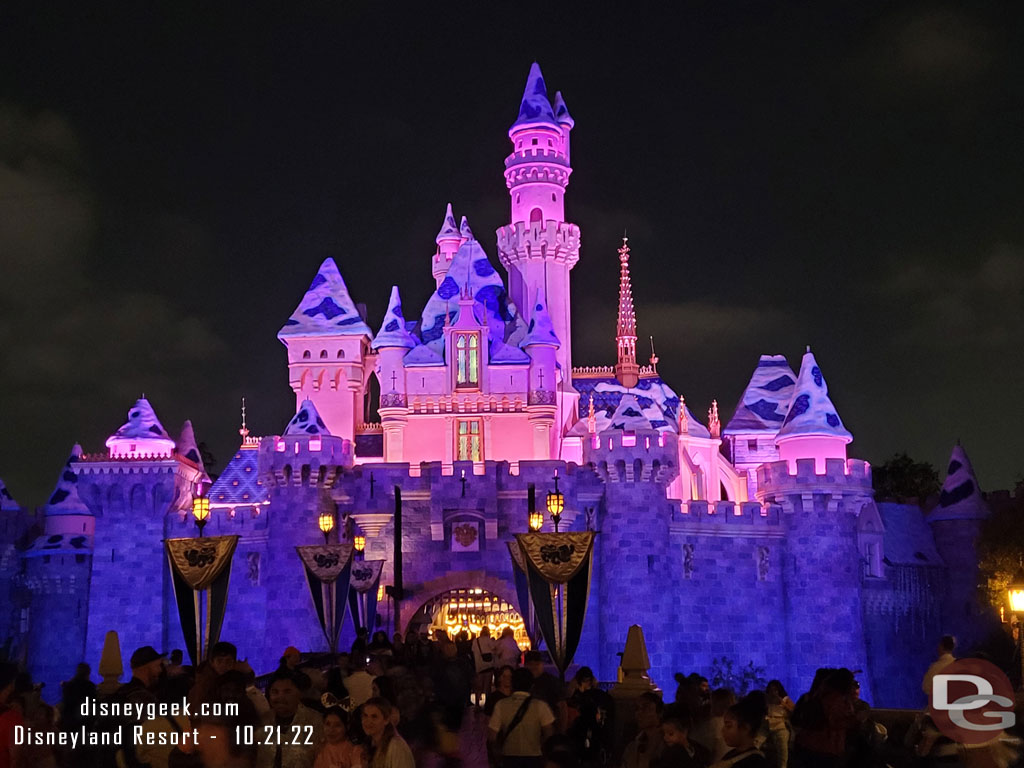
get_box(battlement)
[584,430,679,484]
[496,220,581,267]
[672,500,783,533]
[572,364,657,379]
[756,458,872,499]
[257,434,354,487]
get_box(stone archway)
[399,570,523,634]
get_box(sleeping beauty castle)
[1,64,994,707]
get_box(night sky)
[1,3,1022,506]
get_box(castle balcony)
[571,364,658,379]
[755,458,872,512]
[257,434,353,488]
[503,145,571,170]
[496,220,581,267]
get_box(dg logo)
[929,658,1016,744]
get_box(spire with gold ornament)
[614,236,639,388]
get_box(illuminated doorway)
[408,588,531,651]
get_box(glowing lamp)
[377,583,385,602]
[318,512,335,545]
[529,510,544,532]
[546,474,564,533]
[353,535,366,553]
[1008,570,1024,614]
[192,496,210,537]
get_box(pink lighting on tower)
[614,237,639,388]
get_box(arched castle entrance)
[400,571,530,649]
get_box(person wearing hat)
[120,646,166,703]
[280,647,302,672]
[190,641,238,710]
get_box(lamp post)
[546,474,564,533]
[318,512,336,546]
[192,496,210,537]
[353,535,366,560]
[1008,569,1024,688]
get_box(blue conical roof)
[436,203,460,244]
[372,286,418,350]
[284,399,331,437]
[553,91,574,128]
[929,444,989,522]
[521,286,561,348]
[511,62,558,129]
[776,349,852,442]
[45,444,90,515]
[724,355,797,434]
[278,258,373,339]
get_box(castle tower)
[278,258,375,442]
[256,399,353,655]
[522,285,560,457]
[614,237,639,388]
[76,398,205,676]
[585,395,680,683]
[496,63,580,382]
[432,203,462,287]
[24,445,94,695]
[372,286,417,461]
[775,348,852,472]
[927,443,991,649]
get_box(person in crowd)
[621,692,665,768]
[472,627,496,708]
[432,637,473,733]
[391,634,405,664]
[763,681,793,768]
[525,651,567,732]
[362,697,414,768]
[494,627,523,669]
[487,665,515,717]
[714,697,769,767]
[314,706,363,768]
[326,653,352,701]
[196,689,262,768]
[566,667,614,766]
[654,704,709,768]
[921,635,956,699]
[192,641,239,708]
[258,671,324,768]
[791,668,857,768]
[351,629,370,660]
[345,657,377,708]
[136,672,195,768]
[281,647,303,673]
[368,631,394,657]
[692,688,734,763]
[167,649,187,677]
[61,663,96,728]
[488,667,556,768]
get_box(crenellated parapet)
[585,430,680,485]
[756,458,872,513]
[496,220,581,268]
[257,434,354,488]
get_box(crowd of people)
[0,630,1019,768]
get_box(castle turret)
[278,258,374,442]
[585,395,679,683]
[775,348,852,473]
[372,287,417,461]
[927,443,991,649]
[497,63,580,382]
[522,286,560,457]
[24,445,94,695]
[433,203,461,286]
[75,398,205,680]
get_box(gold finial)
[679,397,689,435]
[708,399,720,439]
[587,392,596,434]
[239,397,249,439]
[649,335,658,372]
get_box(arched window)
[320,350,328,359]
[337,349,345,359]
[302,350,311,359]
[454,332,479,389]
[529,208,543,224]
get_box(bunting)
[348,559,384,637]
[166,536,239,667]
[297,543,354,654]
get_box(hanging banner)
[166,536,239,667]
[515,532,595,679]
[348,559,384,636]
[507,541,539,647]
[297,544,354,654]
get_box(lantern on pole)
[1008,568,1024,688]
[546,474,564,533]
[318,512,336,545]
[192,496,211,537]
[353,535,366,557]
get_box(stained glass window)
[455,332,479,388]
[457,419,482,461]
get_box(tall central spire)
[615,237,639,388]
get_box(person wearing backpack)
[472,627,496,709]
[487,668,555,768]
